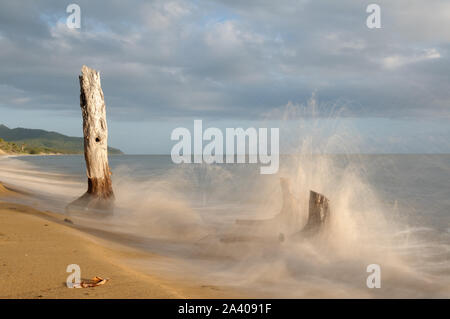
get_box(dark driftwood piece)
[298,190,330,236]
[221,178,330,243]
[67,65,114,214]
[287,190,330,241]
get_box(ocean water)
[0,154,449,298]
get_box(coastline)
[2,154,448,299]
[0,182,236,299]
[0,153,64,157]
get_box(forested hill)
[0,124,123,155]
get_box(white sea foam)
[1,119,449,298]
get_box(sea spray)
[1,111,449,297]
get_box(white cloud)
[382,48,441,69]
[323,33,366,53]
[140,1,191,30]
[205,20,264,54]
[164,1,191,18]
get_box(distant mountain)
[0,124,123,155]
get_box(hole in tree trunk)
[95,137,100,142]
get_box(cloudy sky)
[0,0,449,153]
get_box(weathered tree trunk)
[299,190,330,236]
[226,178,331,243]
[67,65,114,214]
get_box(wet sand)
[0,181,233,298]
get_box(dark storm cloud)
[0,0,449,120]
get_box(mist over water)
[1,148,449,297]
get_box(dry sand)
[0,181,235,299]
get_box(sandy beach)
[0,181,234,299]
[1,153,449,299]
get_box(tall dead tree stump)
[67,65,114,214]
